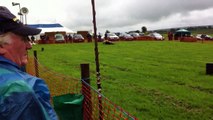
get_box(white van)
[55,33,65,43]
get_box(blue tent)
[28,23,63,28]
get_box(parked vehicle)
[138,33,145,36]
[119,33,134,41]
[107,33,119,41]
[195,34,202,40]
[72,34,84,42]
[196,34,212,40]
[55,33,65,43]
[148,32,164,40]
[129,32,140,40]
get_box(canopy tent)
[174,29,191,40]
[176,29,189,32]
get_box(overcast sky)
[1,0,213,33]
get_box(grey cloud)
[115,0,213,22]
[45,0,213,32]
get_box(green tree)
[105,30,110,34]
[141,26,147,33]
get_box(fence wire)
[26,56,138,120]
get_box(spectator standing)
[87,33,92,42]
[31,35,36,45]
[0,6,58,120]
[98,33,102,42]
[168,31,173,41]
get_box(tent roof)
[39,27,75,34]
[29,24,63,28]
[176,29,190,33]
[28,23,75,34]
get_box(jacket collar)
[0,56,21,70]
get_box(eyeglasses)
[9,33,32,44]
[18,36,30,43]
[21,36,31,42]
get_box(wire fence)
[26,53,138,120]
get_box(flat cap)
[0,6,41,36]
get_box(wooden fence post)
[206,63,213,75]
[81,64,92,120]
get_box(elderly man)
[0,6,58,120]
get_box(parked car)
[195,34,202,40]
[55,33,65,43]
[148,32,164,40]
[196,34,212,40]
[107,33,119,41]
[138,33,145,36]
[72,34,84,43]
[129,32,140,40]
[119,33,134,41]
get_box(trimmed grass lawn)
[30,41,213,120]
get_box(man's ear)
[0,45,7,54]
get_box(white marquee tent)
[39,27,75,34]
[29,23,75,33]
[28,23,75,40]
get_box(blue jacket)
[0,56,58,120]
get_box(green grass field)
[30,41,213,120]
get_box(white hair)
[0,32,13,45]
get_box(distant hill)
[152,25,213,35]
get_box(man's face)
[2,33,32,66]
